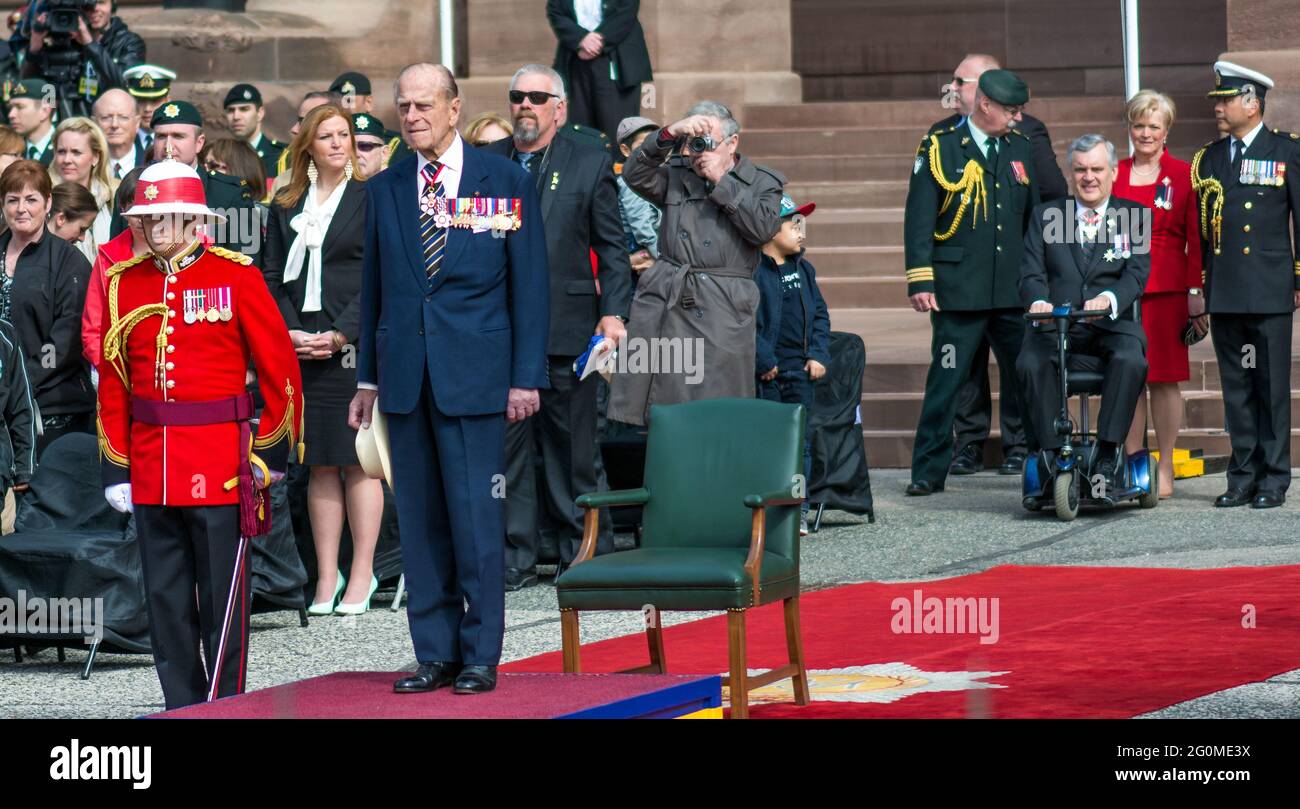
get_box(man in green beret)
[6,78,56,165]
[352,112,390,177]
[224,82,285,180]
[147,100,261,263]
[903,68,1041,496]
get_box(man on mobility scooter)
[1016,134,1157,519]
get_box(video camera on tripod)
[22,0,101,119]
[29,0,97,38]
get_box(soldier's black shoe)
[394,662,460,693]
[505,567,538,591]
[949,444,983,475]
[905,480,944,496]
[999,451,1027,476]
[453,665,497,694]
[1215,488,1256,508]
[1251,491,1285,509]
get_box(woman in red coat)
[1116,90,1205,498]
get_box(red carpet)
[155,672,719,719]
[505,565,1300,718]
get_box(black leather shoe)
[453,664,498,694]
[999,451,1027,476]
[1215,488,1256,508]
[949,444,983,475]
[394,662,461,693]
[905,480,944,496]
[505,567,538,592]
[1251,491,1285,509]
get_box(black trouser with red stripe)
[135,504,250,710]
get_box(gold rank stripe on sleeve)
[1191,144,1225,254]
[906,267,936,283]
[208,246,254,265]
[252,379,302,452]
[96,403,129,468]
[927,134,989,241]
[1294,261,1300,276]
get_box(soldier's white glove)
[104,483,133,513]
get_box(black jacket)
[1019,196,1151,339]
[20,16,144,113]
[755,250,832,376]
[0,318,35,489]
[263,179,367,342]
[0,229,93,417]
[931,112,1068,202]
[483,134,632,356]
[547,0,652,91]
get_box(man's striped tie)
[421,162,447,281]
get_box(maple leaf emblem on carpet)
[727,663,1009,705]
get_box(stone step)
[820,277,909,308]
[805,208,903,248]
[746,94,1209,131]
[804,246,904,278]
[744,119,1215,160]
[861,428,1300,470]
[785,180,910,209]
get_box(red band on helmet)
[134,177,208,209]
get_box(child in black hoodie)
[755,195,832,534]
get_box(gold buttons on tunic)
[166,380,175,389]
[1243,247,1251,255]
[165,362,174,371]
[1245,201,1253,210]
[1243,224,1251,232]
[168,310,176,319]
[166,345,175,354]
[166,292,175,300]
[167,275,177,284]
[166,326,174,335]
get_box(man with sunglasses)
[483,64,631,591]
[931,54,1066,480]
[904,69,1041,497]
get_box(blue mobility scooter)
[1021,303,1159,521]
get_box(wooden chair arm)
[572,489,651,566]
[741,489,802,605]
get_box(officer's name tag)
[1240,159,1286,187]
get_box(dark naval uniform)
[904,70,1041,493]
[1193,63,1300,506]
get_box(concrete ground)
[3,468,1298,718]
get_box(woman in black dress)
[264,105,382,615]
[0,160,93,458]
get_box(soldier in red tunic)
[97,158,303,709]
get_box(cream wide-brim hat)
[355,404,393,489]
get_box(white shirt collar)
[29,127,53,155]
[1237,121,1266,151]
[111,147,138,175]
[966,117,991,153]
[417,132,464,198]
[1077,196,1111,219]
[248,131,263,151]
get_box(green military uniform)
[223,83,285,180]
[8,80,56,166]
[561,122,611,152]
[904,69,1041,493]
[1192,61,1300,505]
[251,132,286,180]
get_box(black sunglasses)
[356,142,384,153]
[509,90,559,105]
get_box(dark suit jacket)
[1019,196,1151,338]
[357,143,550,416]
[931,112,1068,202]
[263,179,367,342]
[484,134,631,356]
[547,0,652,90]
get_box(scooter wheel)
[1139,459,1159,509]
[1054,469,1080,521]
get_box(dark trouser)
[566,54,640,145]
[760,369,814,514]
[386,375,505,666]
[911,308,1027,486]
[953,336,1027,455]
[505,355,613,570]
[1211,313,1293,494]
[134,504,250,710]
[1016,323,1147,450]
[35,411,93,460]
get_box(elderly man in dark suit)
[547,0,652,145]
[933,53,1067,477]
[484,64,632,591]
[349,63,550,695]
[1017,134,1150,495]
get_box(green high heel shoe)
[334,575,379,616]
[307,572,346,616]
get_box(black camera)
[687,134,717,153]
[33,0,97,37]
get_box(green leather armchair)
[557,398,811,718]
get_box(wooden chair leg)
[784,596,810,706]
[727,609,748,719]
[560,609,581,673]
[646,621,666,674]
